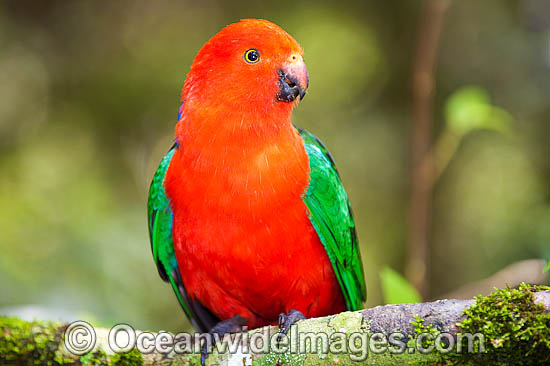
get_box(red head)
[167,19,312,232]
[178,19,308,140]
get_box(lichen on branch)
[1,284,549,366]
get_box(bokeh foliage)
[0,0,548,332]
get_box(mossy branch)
[2,285,549,366]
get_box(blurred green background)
[0,0,549,332]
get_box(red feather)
[164,19,345,328]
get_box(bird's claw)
[277,309,306,344]
[201,315,247,366]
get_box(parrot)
[147,18,366,361]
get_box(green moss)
[411,314,440,351]
[448,283,550,365]
[0,316,145,366]
[0,316,65,365]
[111,348,143,366]
[257,351,306,366]
[409,284,550,365]
[79,349,109,365]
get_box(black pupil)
[247,51,258,62]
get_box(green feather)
[147,145,192,319]
[298,127,367,310]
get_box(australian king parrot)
[147,18,366,359]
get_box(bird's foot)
[277,309,306,343]
[201,315,247,366]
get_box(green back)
[298,127,367,310]
[147,145,192,319]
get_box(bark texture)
[1,287,549,366]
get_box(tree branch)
[441,259,549,300]
[2,285,549,365]
[407,0,452,298]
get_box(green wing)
[148,144,220,332]
[298,127,367,310]
[147,145,192,318]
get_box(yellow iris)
[244,49,260,63]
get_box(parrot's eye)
[244,49,260,64]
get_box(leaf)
[379,266,422,305]
[544,261,550,273]
[445,86,513,135]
